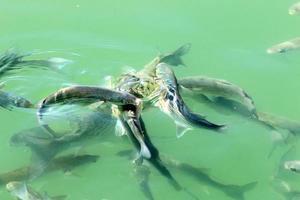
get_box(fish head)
[267,42,295,54]
[14,97,34,108]
[284,160,300,172]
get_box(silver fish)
[155,64,224,138]
[0,88,34,110]
[267,37,300,54]
[178,76,257,117]
[0,154,99,186]
[6,181,66,200]
[161,155,257,200]
[257,111,300,134]
[0,49,71,77]
[284,160,300,172]
[289,2,300,15]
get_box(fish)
[284,160,300,172]
[0,49,71,77]
[117,150,199,200]
[0,154,99,186]
[161,155,257,200]
[142,43,191,76]
[0,87,34,110]
[178,76,257,118]
[289,1,300,15]
[10,111,115,178]
[267,37,300,54]
[155,63,224,138]
[133,164,154,200]
[257,111,300,135]
[6,181,67,200]
[118,110,182,191]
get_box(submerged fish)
[257,111,300,135]
[0,154,99,186]
[284,160,300,173]
[0,87,34,110]
[178,76,257,117]
[0,49,71,77]
[289,2,300,15]
[267,37,300,54]
[155,64,224,138]
[6,181,66,200]
[133,164,154,200]
[161,155,257,200]
[10,111,115,178]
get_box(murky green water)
[0,0,300,199]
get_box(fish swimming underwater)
[6,181,66,200]
[0,49,71,77]
[267,37,300,54]
[155,63,224,138]
[284,160,300,173]
[0,84,34,110]
[178,76,257,117]
[10,110,115,178]
[133,163,154,200]
[257,112,300,135]
[0,154,99,186]
[160,154,257,200]
[289,1,300,15]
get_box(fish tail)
[181,105,225,130]
[161,43,191,66]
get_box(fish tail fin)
[173,43,191,57]
[224,181,258,200]
[182,105,225,130]
[161,43,191,66]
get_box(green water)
[0,0,300,199]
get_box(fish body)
[257,112,300,134]
[10,111,114,178]
[155,64,224,137]
[0,89,34,110]
[0,154,99,186]
[0,50,71,77]
[6,181,66,200]
[161,155,257,200]
[289,2,300,15]
[284,160,300,172]
[178,76,257,117]
[134,164,154,200]
[267,37,300,54]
